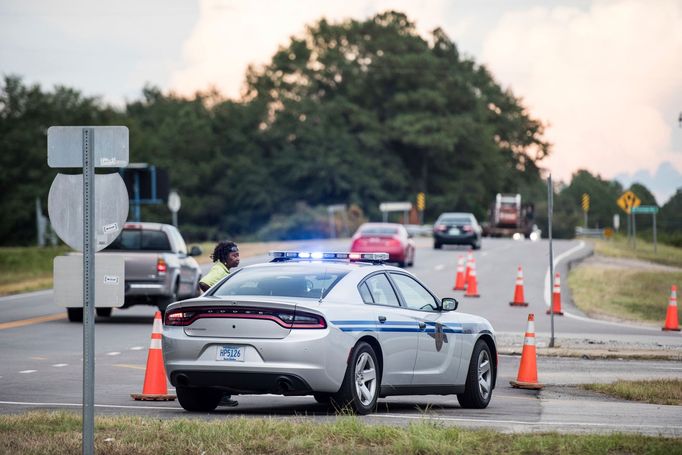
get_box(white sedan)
[163,251,497,414]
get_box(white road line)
[372,413,682,431]
[0,290,53,302]
[52,364,68,368]
[130,346,144,351]
[107,352,121,356]
[19,370,37,374]
[543,241,660,331]
[0,400,177,411]
[434,264,445,271]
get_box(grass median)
[593,236,682,268]
[1,411,680,454]
[582,379,682,406]
[568,265,681,324]
[0,245,69,296]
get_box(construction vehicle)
[481,193,536,238]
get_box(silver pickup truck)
[66,222,203,322]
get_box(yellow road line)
[0,313,66,330]
[113,364,146,370]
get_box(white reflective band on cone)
[527,321,535,333]
[153,317,163,334]
[523,336,536,346]
[149,338,162,350]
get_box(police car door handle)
[419,322,426,330]
[378,315,386,323]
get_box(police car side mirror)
[441,297,458,311]
[189,245,202,257]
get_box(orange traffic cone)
[453,256,466,290]
[464,258,480,298]
[662,285,680,331]
[509,266,529,307]
[463,251,473,288]
[131,311,176,401]
[547,272,564,315]
[510,313,543,390]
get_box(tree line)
[0,11,678,246]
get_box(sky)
[2,0,681,203]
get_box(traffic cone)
[509,266,529,307]
[464,259,480,298]
[463,251,473,289]
[510,313,543,390]
[453,256,466,290]
[662,285,680,331]
[546,272,564,315]
[131,311,176,401]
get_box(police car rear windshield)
[212,266,348,299]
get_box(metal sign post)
[47,126,129,455]
[631,206,659,254]
[82,128,95,455]
[168,190,181,227]
[548,175,555,348]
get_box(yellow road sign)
[617,191,641,214]
[581,193,590,212]
[416,192,425,211]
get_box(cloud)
[169,0,448,99]
[615,161,682,205]
[480,0,682,182]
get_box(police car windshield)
[212,265,348,299]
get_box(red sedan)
[350,223,415,267]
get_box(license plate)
[216,345,244,362]
[448,228,460,235]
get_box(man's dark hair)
[211,241,238,264]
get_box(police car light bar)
[268,251,389,263]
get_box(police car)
[163,251,497,414]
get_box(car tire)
[457,339,493,409]
[397,260,406,268]
[96,308,112,318]
[176,386,222,412]
[66,308,83,322]
[434,242,442,249]
[472,240,481,250]
[332,341,380,415]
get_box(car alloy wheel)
[457,339,493,409]
[477,348,492,402]
[354,351,377,407]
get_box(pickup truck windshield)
[105,229,172,252]
[212,266,348,298]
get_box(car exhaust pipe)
[175,373,190,387]
[276,376,294,393]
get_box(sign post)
[168,190,181,227]
[631,205,659,253]
[548,175,555,348]
[581,193,589,228]
[416,192,425,225]
[47,126,129,455]
[616,191,641,248]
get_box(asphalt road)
[1,237,681,436]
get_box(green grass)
[594,236,682,268]
[0,411,680,454]
[568,264,680,324]
[582,379,682,406]
[0,245,70,295]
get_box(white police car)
[163,251,497,414]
